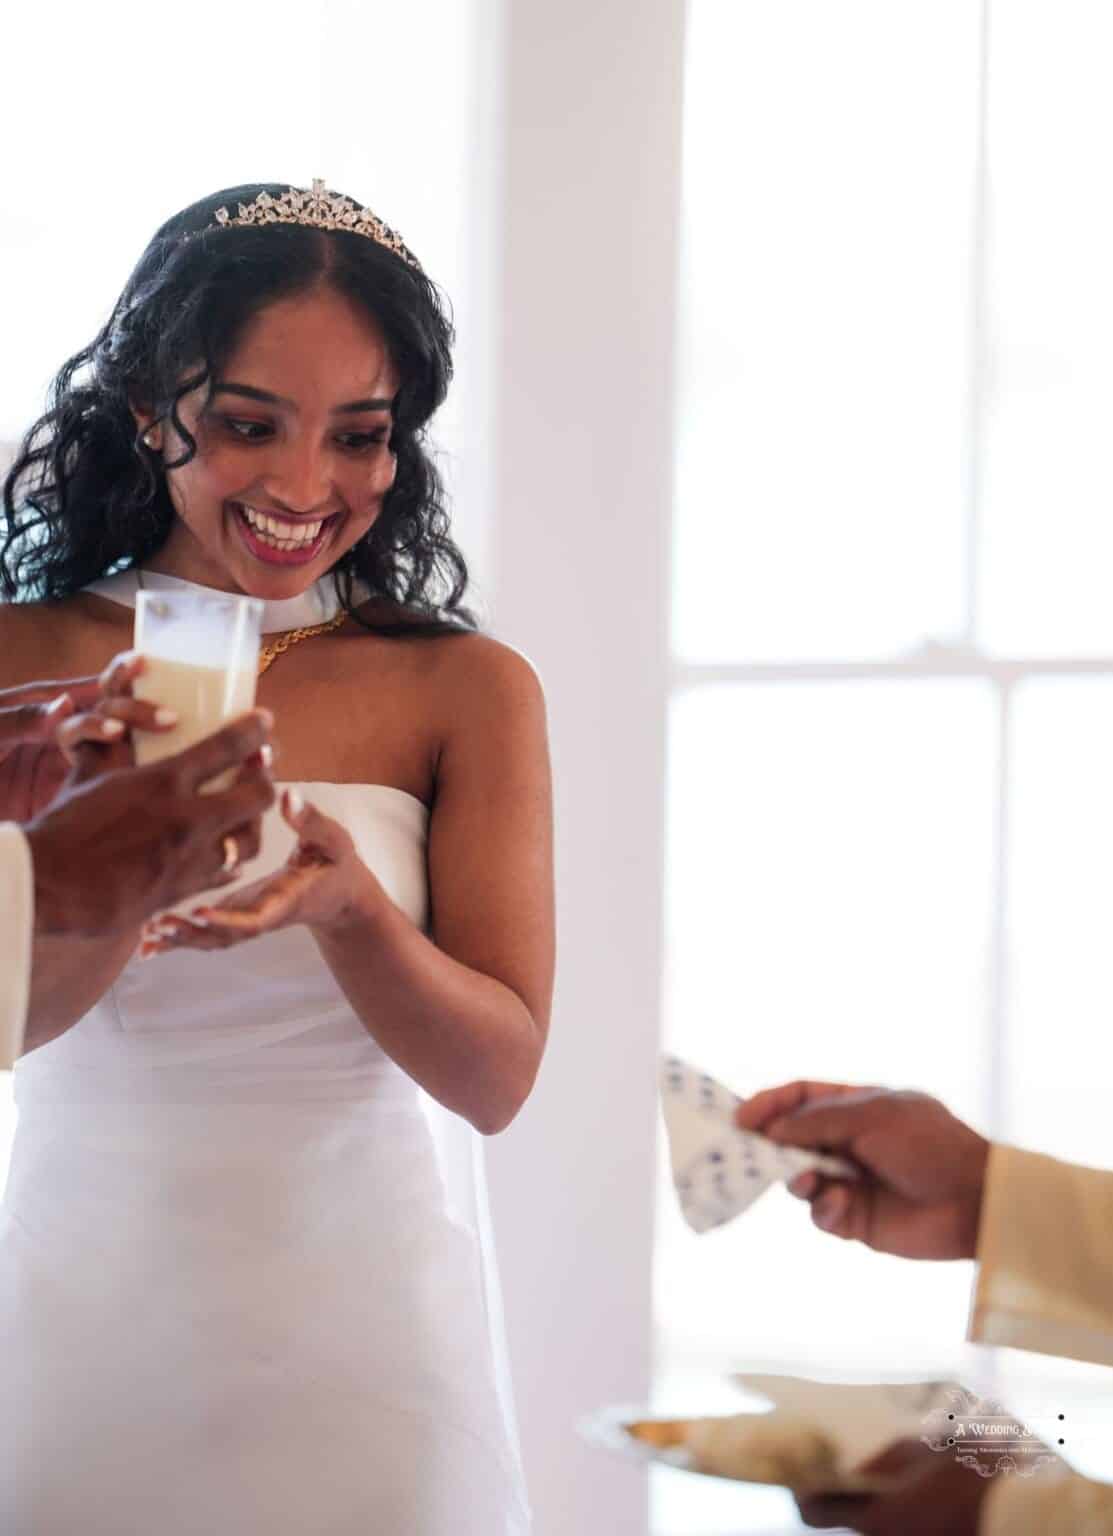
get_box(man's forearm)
[19,815,141,1055]
[981,1463,1113,1535]
[24,926,141,1055]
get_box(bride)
[0,181,553,1533]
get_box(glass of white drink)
[133,587,264,789]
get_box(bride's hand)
[139,790,382,956]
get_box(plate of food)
[579,1404,896,1494]
[727,1371,955,1466]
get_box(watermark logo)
[921,1385,1065,1479]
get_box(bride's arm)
[315,639,554,1135]
[146,638,555,1133]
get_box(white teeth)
[239,505,327,550]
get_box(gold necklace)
[135,568,347,676]
[257,612,346,675]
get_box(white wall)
[482,3,687,1531]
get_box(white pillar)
[484,2,687,1530]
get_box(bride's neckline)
[84,567,343,634]
[281,780,429,817]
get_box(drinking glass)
[132,587,264,787]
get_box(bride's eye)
[336,430,390,453]
[223,418,272,441]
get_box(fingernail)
[259,743,274,769]
[256,707,276,729]
[102,719,126,738]
[814,1195,836,1229]
[46,693,72,716]
[188,914,210,929]
[285,788,305,819]
[154,708,179,727]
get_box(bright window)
[655,4,1113,1531]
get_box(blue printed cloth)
[660,1056,858,1234]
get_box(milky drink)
[132,588,263,793]
[133,658,257,790]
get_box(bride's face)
[138,285,400,597]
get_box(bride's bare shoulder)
[0,601,60,689]
[420,626,546,727]
[0,594,123,690]
[347,598,543,700]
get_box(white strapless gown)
[0,784,531,1534]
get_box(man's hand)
[0,676,100,749]
[0,677,104,822]
[795,1438,990,1533]
[0,655,182,822]
[736,1082,989,1260]
[25,710,276,938]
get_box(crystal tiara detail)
[206,179,421,271]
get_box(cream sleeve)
[968,1141,1113,1367]
[971,1142,1113,1531]
[0,821,32,1069]
[982,1467,1113,1535]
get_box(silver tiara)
[207,179,422,271]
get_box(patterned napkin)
[660,1056,859,1234]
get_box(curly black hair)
[1,182,475,634]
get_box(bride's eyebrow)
[210,382,394,414]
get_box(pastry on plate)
[624,1417,691,1451]
[626,1412,848,1491]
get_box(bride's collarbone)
[0,598,444,802]
[256,650,440,802]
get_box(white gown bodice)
[2,781,530,1534]
[15,783,431,1098]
